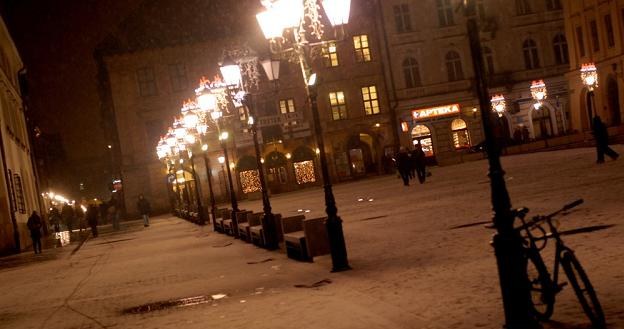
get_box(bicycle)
[513,199,606,328]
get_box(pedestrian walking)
[592,115,619,164]
[108,194,121,231]
[61,203,75,234]
[86,204,99,237]
[395,147,411,186]
[412,142,427,184]
[49,206,61,233]
[137,194,151,227]
[27,211,43,254]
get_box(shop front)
[402,103,482,165]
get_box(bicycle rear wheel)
[561,250,606,328]
[526,249,555,321]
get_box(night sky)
[2,0,143,197]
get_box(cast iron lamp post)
[256,0,351,271]
[157,136,179,212]
[581,63,598,125]
[181,104,208,225]
[463,1,538,328]
[196,81,240,218]
[219,56,280,250]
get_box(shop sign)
[412,104,460,120]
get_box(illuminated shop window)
[294,161,316,184]
[239,170,261,194]
[451,119,471,150]
[411,125,435,157]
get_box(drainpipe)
[0,73,20,252]
[375,0,402,152]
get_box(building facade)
[379,0,571,164]
[0,17,41,254]
[100,0,398,217]
[563,0,624,131]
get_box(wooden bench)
[250,213,282,248]
[224,210,250,237]
[276,215,305,249]
[215,209,230,233]
[283,217,330,262]
[238,212,261,242]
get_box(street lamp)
[181,102,208,225]
[256,0,351,271]
[196,79,240,221]
[463,1,538,328]
[491,94,506,118]
[530,80,547,110]
[581,63,598,123]
[218,56,280,250]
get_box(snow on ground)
[0,146,622,329]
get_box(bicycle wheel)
[561,250,606,328]
[526,249,555,321]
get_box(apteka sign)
[412,104,460,120]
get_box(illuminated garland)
[240,170,261,194]
[294,161,316,184]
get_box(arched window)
[522,39,540,70]
[483,47,495,75]
[411,125,435,157]
[445,51,464,81]
[553,34,569,65]
[451,119,471,149]
[402,57,421,88]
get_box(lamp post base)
[326,215,351,272]
[262,212,279,250]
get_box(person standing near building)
[61,203,75,234]
[412,142,427,184]
[27,211,43,254]
[395,147,411,186]
[108,194,121,231]
[592,115,619,164]
[86,203,99,237]
[137,194,151,227]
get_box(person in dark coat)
[137,194,151,227]
[49,206,61,233]
[395,147,411,186]
[592,115,619,163]
[27,211,43,254]
[61,203,75,234]
[86,204,99,237]
[412,142,427,184]
[108,194,120,231]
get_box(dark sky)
[3,0,143,197]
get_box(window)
[322,42,339,67]
[546,0,561,11]
[168,63,188,92]
[402,57,421,88]
[7,169,16,212]
[522,39,540,69]
[329,91,347,120]
[604,15,615,48]
[553,34,569,65]
[411,125,434,157]
[393,4,412,33]
[590,20,600,52]
[437,0,454,27]
[136,67,158,96]
[13,173,25,214]
[445,51,464,81]
[516,0,531,15]
[451,119,471,150]
[279,98,297,126]
[483,47,495,75]
[576,26,586,57]
[353,35,372,62]
[361,86,380,115]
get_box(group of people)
[394,143,427,186]
[25,193,152,254]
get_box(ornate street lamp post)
[530,80,552,142]
[581,63,598,126]
[181,104,208,225]
[255,0,351,272]
[196,80,240,219]
[219,56,280,250]
[463,1,538,328]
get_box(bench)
[224,210,250,237]
[238,212,261,242]
[276,215,306,248]
[250,213,282,248]
[215,209,230,233]
[283,217,330,262]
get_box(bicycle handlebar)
[515,199,584,232]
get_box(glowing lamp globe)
[322,0,351,26]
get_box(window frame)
[553,34,569,65]
[136,66,158,97]
[522,39,540,70]
[393,3,412,33]
[361,85,380,115]
[576,26,586,58]
[329,91,348,121]
[322,42,340,67]
[589,20,600,52]
[436,0,455,27]
[604,14,615,48]
[168,63,188,92]
[279,98,297,126]
[445,51,464,81]
[402,57,421,88]
[353,34,372,63]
